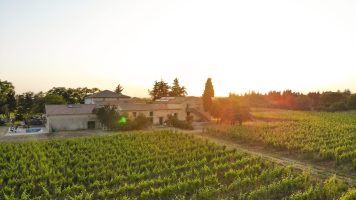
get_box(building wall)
[47,114,100,132]
[85,97,120,104]
[152,109,182,125]
[121,98,209,124]
[47,97,209,132]
[124,111,152,119]
[184,98,210,121]
[160,98,208,122]
[183,98,204,111]
[84,98,95,104]
[123,109,184,125]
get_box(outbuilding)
[45,104,101,132]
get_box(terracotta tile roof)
[46,104,96,116]
[86,90,131,98]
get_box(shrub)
[348,94,356,109]
[118,114,152,131]
[328,102,348,111]
[94,106,152,131]
[93,105,120,130]
[166,115,193,130]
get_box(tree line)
[201,79,356,125]
[0,79,100,120]
[228,89,356,111]
[0,78,188,121]
[202,78,251,125]
[149,78,187,100]
[2,77,355,123]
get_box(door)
[87,121,96,130]
[159,117,164,125]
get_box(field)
[0,131,353,199]
[204,110,356,176]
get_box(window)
[149,111,153,117]
[133,112,137,117]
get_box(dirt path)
[188,132,356,187]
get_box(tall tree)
[33,93,66,114]
[202,78,214,112]
[16,92,35,119]
[47,87,71,103]
[75,87,100,104]
[169,78,187,97]
[0,80,16,119]
[93,105,120,130]
[47,87,100,104]
[348,94,356,109]
[149,80,170,100]
[32,92,45,114]
[115,84,124,94]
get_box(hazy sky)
[1,0,356,97]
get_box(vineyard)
[0,131,353,199]
[204,110,356,173]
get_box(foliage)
[0,79,16,119]
[43,94,66,108]
[211,98,251,125]
[347,94,356,109]
[93,106,152,131]
[340,189,356,200]
[169,78,187,97]
[13,87,98,117]
[229,89,356,111]
[0,131,348,199]
[149,78,188,100]
[149,80,170,100]
[0,118,5,126]
[202,78,214,112]
[290,186,322,200]
[204,110,356,171]
[118,113,152,131]
[323,175,347,200]
[93,105,120,130]
[15,92,35,120]
[18,93,66,115]
[165,115,193,130]
[47,87,100,104]
[115,84,124,94]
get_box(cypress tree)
[202,78,214,112]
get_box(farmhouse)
[45,90,210,132]
[84,90,131,104]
